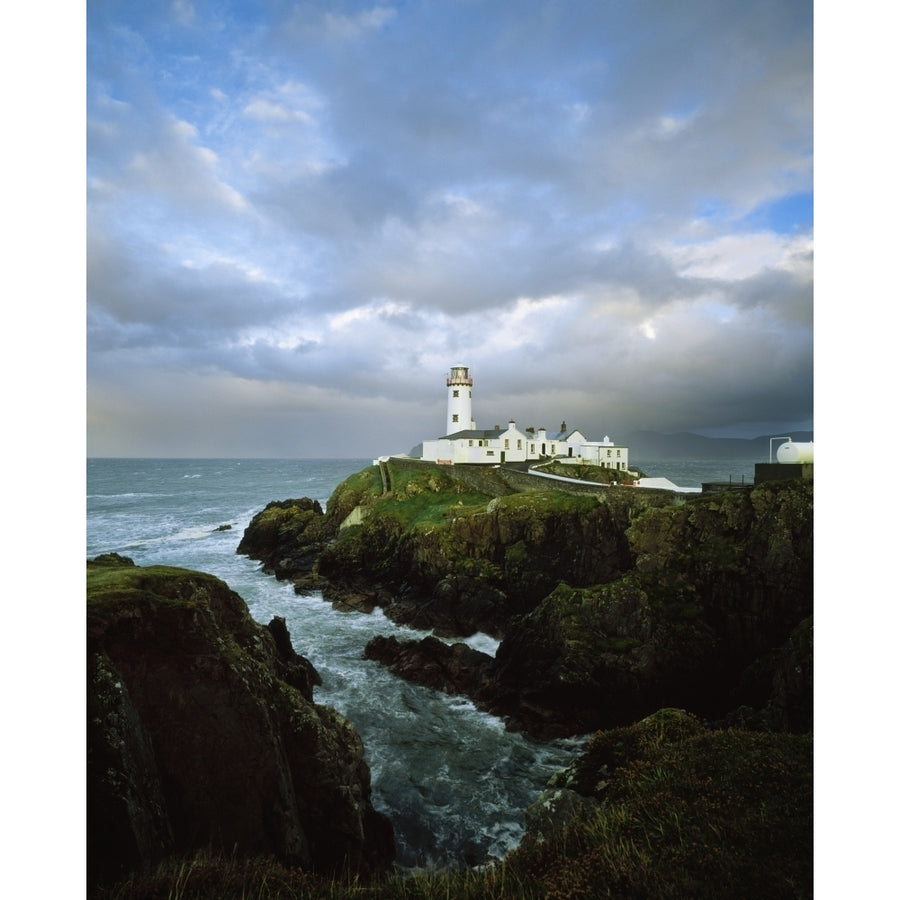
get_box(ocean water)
[86,455,762,867]
[631,456,760,488]
[86,458,583,868]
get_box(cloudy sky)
[86,0,813,458]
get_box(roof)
[441,428,507,440]
[440,425,588,441]
[542,428,584,441]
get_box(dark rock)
[87,559,394,890]
[238,468,652,638]
[265,615,323,701]
[363,635,494,699]
[720,616,813,733]
[487,480,814,735]
[236,498,329,579]
[88,552,136,568]
[237,462,812,741]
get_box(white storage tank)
[776,440,814,464]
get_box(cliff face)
[237,462,812,738]
[87,555,394,889]
[239,461,675,636]
[490,478,813,734]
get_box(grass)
[92,715,811,900]
[86,563,224,613]
[347,462,604,532]
[365,464,494,529]
[89,851,542,900]
[506,712,812,899]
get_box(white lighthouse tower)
[446,364,475,434]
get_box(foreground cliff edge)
[238,459,812,738]
[87,554,395,891]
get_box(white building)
[418,364,629,468]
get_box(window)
[487,450,495,456]
[617,449,621,457]
[468,440,473,447]
[452,389,459,397]
[504,439,510,449]
[452,414,459,423]
[517,440,522,449]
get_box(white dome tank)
[776,441,814,464]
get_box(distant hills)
[623,431,814,461]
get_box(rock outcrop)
[237,461,812,739]
[369,479,813,738]
[363,635,494,699]
[238,461,671,636]
[87,555,394,890]
[235,498,330,580]
[487,478,813,735]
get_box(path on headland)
[527,468,700,494]
[378,459,393,495]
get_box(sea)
[85,455,760,868]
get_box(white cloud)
[243,81,321,125]
[243,98,312,124]
[321,6,397,40]
[659,232,811,281]
[123,116,247,213]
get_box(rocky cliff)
[484,477,813,735]
[87,554,394,890]
[237,461,812,738]
[238,460,676,636]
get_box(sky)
[85,0,815,458]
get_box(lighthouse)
[446,364,475,434]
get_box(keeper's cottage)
[417,364,629,468]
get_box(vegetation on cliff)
[509,709,812,899]
[490,478,813,734]
[240,459,667,635]
[94,710,811,899]
[87,555,394,893]
[238,461,811,737]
